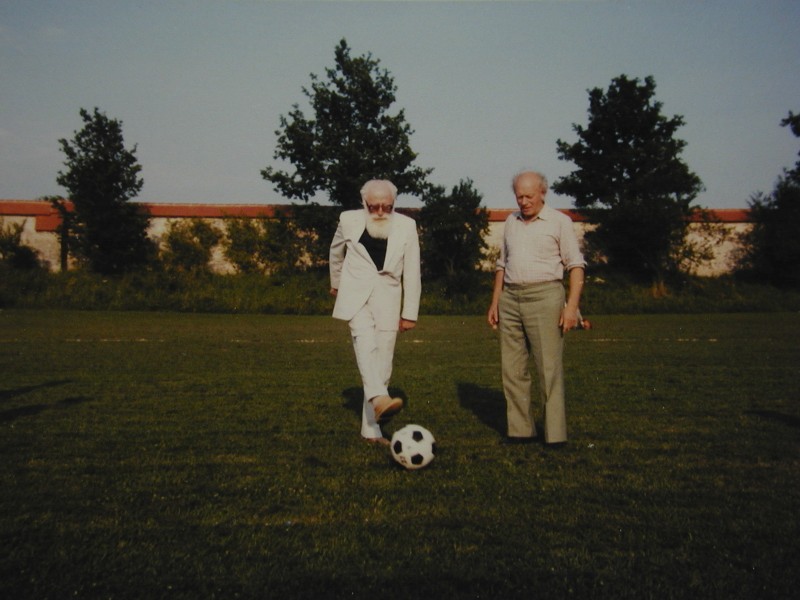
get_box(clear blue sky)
[1,0,798,209]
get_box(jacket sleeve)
[401,220,422,322]
[329,217,346,290]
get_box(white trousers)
[348,302,398,438]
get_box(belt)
[504,280,560,290]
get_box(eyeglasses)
[366,203,394,213]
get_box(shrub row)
[1,265,799,315]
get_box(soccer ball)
[390,424,436,470]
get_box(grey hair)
[511,171,548,193]
[360,179,398,203]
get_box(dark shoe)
[545,441,567,450]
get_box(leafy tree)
[57,108,151,274]
[288,204,340,268]
[259,212,313,273]
[223,212,305,275]
[160,219,222,274]
[781,111,800,181]
[736,112,800,287]
[261,39,431,209]
[223,218,268,274]
[553,75,704,292]
[418,180,489,289]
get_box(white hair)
[511,171,548,193]
[360,179,398,203]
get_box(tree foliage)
[736,112,800,287]
[57,108,151,274]
[261,39,431,209]
[223,218,269,274]
[553,75,704,289]
[223,213,306,275]
[780,111,800,180]
[160,219,222,274]
[418,180,489,287]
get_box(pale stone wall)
[1,215,62,270]
[0,214,236,272]
[685,222,750,276]
[0,201,752,276]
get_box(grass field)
[1,310,798,599]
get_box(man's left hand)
[559,307,579,333]
[399,319,416,332]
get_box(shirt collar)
[514,204,550,222]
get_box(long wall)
[0,200,751,276]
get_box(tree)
[57,108,151,274]
[418,179,489,290]
[261,39,431,209]
[160,219,222,274]
[780,111,800,181]
[736,112,800,287]
[223,213,305,275]
[223,218,269,274]
[553,75,704,292]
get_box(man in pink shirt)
[487,171,586,446]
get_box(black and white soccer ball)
[390,424,436,470]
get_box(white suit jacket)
[329,209,421,330]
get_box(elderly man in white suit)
[329,179,421,445]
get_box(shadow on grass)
[746,409,800,429]
[0,379,73,404]
[341,387,362,417]
[0,395,91,424]
[457,382,506,435]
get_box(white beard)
[365,213,392,239]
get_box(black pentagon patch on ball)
[411,453,424,465]
[393,440,403,454]
[411,429,424,442]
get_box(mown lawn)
[1,310,798,599]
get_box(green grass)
[1,311,798,599]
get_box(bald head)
[511,171,548,194]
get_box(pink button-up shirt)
[496,204,585,285]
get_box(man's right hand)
[487,304,499,330]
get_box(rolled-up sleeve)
[560,219,586,272]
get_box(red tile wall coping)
[1,200,752,233]
[485,207,751,223]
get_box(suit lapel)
[345,211,376,266]
[346,210,400,271]
[345,210,367,241]
[383,217,401,270]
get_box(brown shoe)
[372,395,403,422]
[363,436,390,447]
